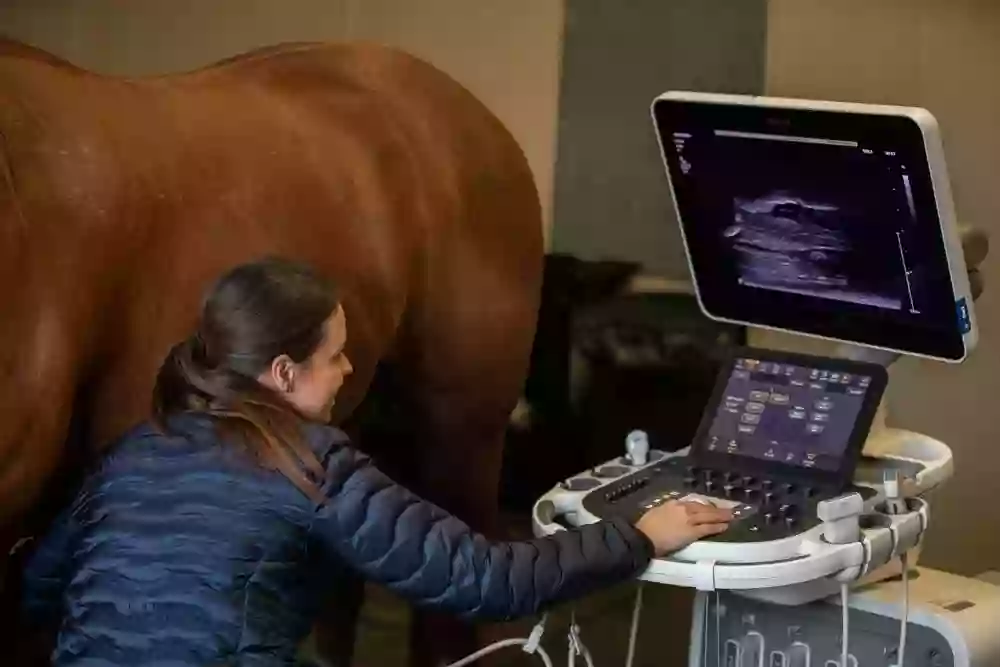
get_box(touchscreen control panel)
[704,356,874,473]
[580,349,887,542]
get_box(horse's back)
[2,40,542,442]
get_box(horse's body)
[0,39,543,666]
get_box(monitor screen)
[653,96,970,361]
[703,356,874,473]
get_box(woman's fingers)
[960,224,989,270]
[969,268,983,301]
[681,502,733,525]
[695,522,730,537]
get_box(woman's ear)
[269,355,297,393]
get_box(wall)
[550,0,768,278]
[0,0,351,73]
[0,0,565,241]
[765,0,1000,575]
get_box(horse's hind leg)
[405,280,541,666]
[308,361,419,667]
[401,151,543,666]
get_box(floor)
[319,513,699,667]
[347,579,696,667]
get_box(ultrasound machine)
[525,92,1000,667]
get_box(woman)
[20,257,732,666]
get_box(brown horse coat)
[0,39,542,665]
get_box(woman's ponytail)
[150,258,341,503]
[151,332,326,504]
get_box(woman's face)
[261,305,354,422]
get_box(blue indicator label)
[956,297,971,334]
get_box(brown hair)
[151,256,340,502]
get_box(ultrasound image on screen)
[677,131,929,315]
[703,357,873,473]
[728,192,905,310]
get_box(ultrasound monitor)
[694,348,888,490]
[651,91,977,362]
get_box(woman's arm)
[19,504,78,629]
[305,440,653,622]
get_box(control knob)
[625,430,650,466]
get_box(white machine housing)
[688,568,1000,667]
[532,428,946,605]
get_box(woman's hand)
[635,500,733,557]
[960,224,988,301]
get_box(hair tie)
[189,331,210,364]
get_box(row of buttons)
[734,392,835,412]
[636,492,801,531]
[683,467,817,500]
[603,474,651,503]
[638,491,753,515]
[640,490,684,510]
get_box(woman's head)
[152,257,353,499]
[195,257,353,421]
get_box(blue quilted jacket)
[20,413,653,666]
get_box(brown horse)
[0,39,543,666]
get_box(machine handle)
[533,499,570,535]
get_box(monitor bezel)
[689,347,889,491]
[651,91,977,363]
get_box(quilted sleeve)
[306,444,653,621]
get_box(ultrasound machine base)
[532,427,948,604]
[690,568,1000,667]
